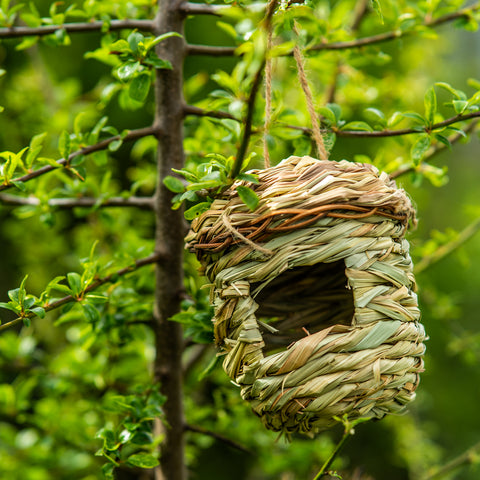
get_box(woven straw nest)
[186,156,426,435]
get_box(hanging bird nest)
[186,156,426,435]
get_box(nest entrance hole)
[253,260,354,351]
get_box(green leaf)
[435,82,467,100]
[236,173,259,184]
[144,32,182,51]
[411,134,431,165]
[370,0,383,23]
[67,272,82,297]
[109,39,131,54]
[364,108,386,127]
[236,186,259,211]
[424,87,437,126]
[108,139,123,152]
[126,453,159,468]
[143,55,172,70]
[402,111,426,125]
[58,130,71,160]
[15,36,39,50]
[452,100,468,114]
[12,180,26,191]
[172,168,198,183]
[127,31,145,55]
[30,306,46,319]
[117,61,140,81]
[318,106,337,126]
[18,275,28,305]
[184,202,211,220]
[341,121,373,132]
[163,175,185,193]
[129,72,151,103]
[0,302,20,313]
[82,303,100,323]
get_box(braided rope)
[186,156,425,435]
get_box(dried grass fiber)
[186,156,426,435]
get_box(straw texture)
[186,156,425,435]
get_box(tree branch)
[184,105,480,139]
[0,19,154,38]
[0,253,163,332]
[0,126,161,193]
[229,0,278,179]
[186,44,237,56]
[183,104,236,120]
[185,2,480,57]
[178,2,224,16]
[230,59,265,179]
[185,424,254,455]
[420,440,480,480]
[152,0,187,478]
[390,119,479,179]
[415,217,480,275]
[332,111,480,138]
[0,193,154,210]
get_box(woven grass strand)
[186,156,426,435]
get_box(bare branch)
[230,60,265,179]
[183,104,236,120]
[185,2,480,57]
[229,0,279,179]
[0,252,163,333]
[0,19,154,39]
[185,424,254,455]
[184,104,480,140]
[186,44,237,56]
[179,2,224,16]
[0,193,154,210]
[332,111,480,137]
[0,126,161,193]
[415,217,480,275]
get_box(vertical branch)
[153,0,186,479]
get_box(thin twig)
[185,424,255,455]
[332,111,480,137]
[324,0,369,104]
[185,2,480,57]
[0,126,161,193]
[390,119,479,179]
[183,104,236,120]
[415,217,480,275]
[0,19,154,38]
[0,252,163,332]
[312,427,353,479]
[0,194,155,210]
[178,2,224,16]
[229,0,279,179]
[186,44,237,56]
[420,441,480,480]
[184,105,480,140]
[230,62,265,179]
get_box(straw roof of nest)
[186,156,426,435]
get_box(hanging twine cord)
[263,29,273,169]
[292,21,329,160]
